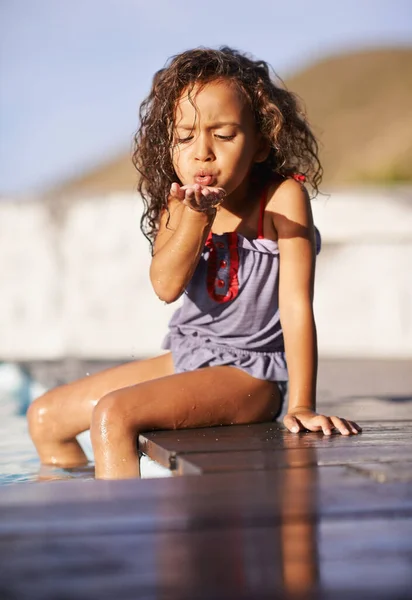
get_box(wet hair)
[133,46,323,248]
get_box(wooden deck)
[0,359,411,599]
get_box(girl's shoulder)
[265,175,310,212]
[265,175,314,241]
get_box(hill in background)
[52,47,412,195]
[287,47,412,185]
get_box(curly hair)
[133,46,322,249]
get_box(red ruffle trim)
[205,232,239,303]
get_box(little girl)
[28,47,361,479]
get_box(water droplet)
[86,372,90,376]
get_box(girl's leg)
[91,366,280,479]
[27,353,174,467]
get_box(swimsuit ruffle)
[163,332,288,382]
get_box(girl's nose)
[194,135,214,162]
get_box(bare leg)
[91,366,281,479]
[27,353,174,467]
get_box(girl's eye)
[215,134,235,141]
[175,136,193,144]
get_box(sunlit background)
[0,0,411,481]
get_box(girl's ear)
[254,136,271,164]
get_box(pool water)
[0,363,43,484]
[0,405,39,485]
[0,389,97,485]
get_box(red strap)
[257,186,267,239]
[293,173,306,182]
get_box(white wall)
[312,189,412,358]
[0,194,177,360]
[0,188,411,359]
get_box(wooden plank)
[175,445,412,475]
[347,461,412,482]
[139,421,412,470]
[0,468,411,538]
[0,518,411,600]
[176,448,307,475]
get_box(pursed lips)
[194,171,217,186]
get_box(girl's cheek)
[172,153,182,174]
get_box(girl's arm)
[150,184,216,303]
[271,179,361,436]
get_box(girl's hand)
[283,409,362,436]
[170,183,226,213]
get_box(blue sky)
[1,0,411,195]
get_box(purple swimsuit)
[163,185,321,385]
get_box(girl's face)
[172,79,267,200]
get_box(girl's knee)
[90,391,130,442]
[27,390,60,441]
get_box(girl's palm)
[170,182,226,213]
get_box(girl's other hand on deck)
[170,182,226,213]
[283,409,362,436]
